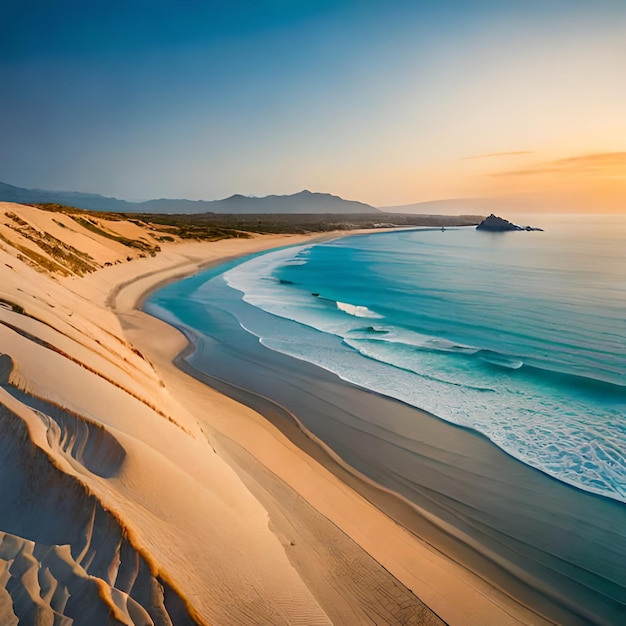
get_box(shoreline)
[109,232,553,625]
[2,203,578,623]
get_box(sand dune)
[0,202,547,624]
[0,401,193,626]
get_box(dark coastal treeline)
[32,203,482,239]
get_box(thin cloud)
[461,150,534,161]
[490,152,626,177]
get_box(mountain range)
[0,181,380,215]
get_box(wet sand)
[148,260,626,626]
[4,201,557,623]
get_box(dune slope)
[0,202,545,625]
[0,202,333,624]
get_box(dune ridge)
[0,201,547,624]
[0,400,196,626]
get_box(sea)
[149,213,626,504]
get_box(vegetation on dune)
[0,229,72,276]
[137,211,482,235]
[33,202,482,236]
[4,212,98,276]
[32,203,130,220]
[0,298,25,315]
[33,203,251,242]
[68,215,161,255]
[147,221,252,241]
[0,202,481,277]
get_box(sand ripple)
[0,404,195,626]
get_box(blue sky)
[1,1,625,210]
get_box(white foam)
[336,301,383,319]
[213,235,626,502]
[252,319,626,503]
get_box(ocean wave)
[336,301,383,319]
[188,230,626,503]
[346,326,479,354]
[350,325,391,335]
[341,338,497,392]
[249,317,626,503]
[478,352,524,370]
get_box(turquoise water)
[217,215,626,503]
[149,215,626,503]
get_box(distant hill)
[380,197,491,215]
[0,182,380,215]
[0,181,136,212]
[138,189,379,214]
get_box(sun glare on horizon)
[1,0,625,213]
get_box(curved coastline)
[2,206,351,624]
[140,234,625,626]
[219,227,626,505]
[105,232,558,625]
[1,204,566,624]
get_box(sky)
[1,0,625,212]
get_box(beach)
[0,202,573,623]
[162,290,626,625]
[110,235,549,624]
[5,2,626,623]
[147,220,626,624]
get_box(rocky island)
[476,214,543,231]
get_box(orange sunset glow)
[2,1,625,213]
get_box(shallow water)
[212,215,626,502]
[146,215,626,624]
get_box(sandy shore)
[0,203,551,624]
[107,236,553,624]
